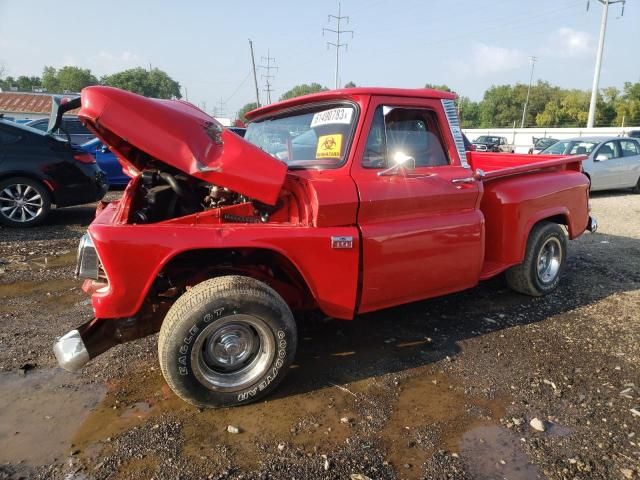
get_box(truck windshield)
[244,104,356,169]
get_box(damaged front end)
[53,86,309,372]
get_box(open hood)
[76,86,287,206]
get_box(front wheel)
[158,276,297,408]
[505,221,567,296]
[632,177,640,194]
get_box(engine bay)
[129,166,284,225]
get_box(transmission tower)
[259,50,277,104]
[323,2,354,89]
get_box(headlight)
[75,233,100,280]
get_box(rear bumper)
[587,215,598,233]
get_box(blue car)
[80,138,130,187]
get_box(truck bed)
[467,152,586,181]
[467,152,590,280]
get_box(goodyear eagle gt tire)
[158,275,297,408]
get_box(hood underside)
[77,86,287,206]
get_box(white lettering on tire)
[237,330,287,402]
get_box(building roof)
[0,92,79,114]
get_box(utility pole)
[323,2,354,89]
[259,49,277,104]
[586,0,625,128]
[216,97,226,118]
[248,39,261,107]
[520,56,537,129]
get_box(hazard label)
[316,134,343,158]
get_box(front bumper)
[587,215,598,233]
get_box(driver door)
[350,97,484,313]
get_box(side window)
[0,129,21,144]
[619,140,639,157]
[597,141,620,160]
[29,120,48,132]
[362,106,449,168]
[362,107,386,168]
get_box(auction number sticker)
[316,134,343,158]
[310,107,353,127]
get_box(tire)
[0,177,51,227]
[158,275,297,408]
[505,221,567,297]
[632,177,640,194]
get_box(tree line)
[238,80,639,127]
[0,65,181,99]
[431,81,640,129]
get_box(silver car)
[541,136,640,193]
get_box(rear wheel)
[0,177,51,227]
[506,221,567,296]
[158,275,297,408]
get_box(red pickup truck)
[54,86,596,408]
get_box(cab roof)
[245,87,457,121]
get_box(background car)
[472,135,514,153]
[541,136,640,193]
[80,139,130,187]
[25,115,95,144]
[528,137,558,154]
[462,133,476,151]
[0,119,108,226]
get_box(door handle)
[451,177,475,184]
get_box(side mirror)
[595,154,608,161]
[378,152,415,177]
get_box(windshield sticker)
[310,108,353,128]
[316,134,343,158]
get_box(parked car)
[628,130,640,140]
[80,139,130,187]
[541,136,640,192]
[54,86,594,408]
[462,133,475,151]
[528,137,558,154]
[472,135,514,153]
[26,115,95,144]
[0,119,108,227]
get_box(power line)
[586,0,626,128]
[323,1,354,89]
[259,49,277,104]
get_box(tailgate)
[467,152,586,181]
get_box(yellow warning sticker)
[316,134,343,158]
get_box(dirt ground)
[0,191,638,480]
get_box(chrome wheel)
[0,183,44,223]
[536,237,562,284]
[190,315,276,392]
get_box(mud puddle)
[0,250,76,274]
[0,278,83,314]
[459,425,541,479]
[73,367,359,471]
[382,371,508,478]
[0,368,106,466]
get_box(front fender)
[88,205,360,321]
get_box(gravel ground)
[0,190,638,480]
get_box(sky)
[0,0,639,119]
